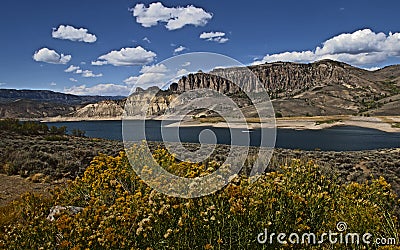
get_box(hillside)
[0,89,124,119]
[0,89,123,105]
[175,59,400,116]
[0,99,76,118]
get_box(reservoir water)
[45,120,400,151]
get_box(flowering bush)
[0,147,398,249]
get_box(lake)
[45,120,400,151]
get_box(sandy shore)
[37,115,400,133]
[275,116,400,132]
[170,115,400,133]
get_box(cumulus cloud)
[33,48,71,64]
[52,25,97,43]
[92,46,156,66]
[176,68,189,76]
[255,29,400,66]
[200,31,229,43]
[123,63,193,90]
[50,82,57,86]
[173,45,187,54]
[69,78,78,82]
[140,64,168,73]
[131,2,212,30]
[123,63,171,89]
[81,70,103,78]
[64,84,130,96]
[64,65,102,78]
[64,65,80,72]
[91,60,108,66]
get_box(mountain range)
[1,59,400,119]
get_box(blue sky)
[1,0,400,96]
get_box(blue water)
[45,120,400,151]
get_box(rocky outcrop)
[177,60,385,97]
[124,87,178,117]
[73,100,125,118]
[73,87,178,118]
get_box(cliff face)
[177,60,374,97]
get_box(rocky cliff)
[174,60,400,116]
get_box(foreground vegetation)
[0,120,121,179]
[0,147,398,249]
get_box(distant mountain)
[0,99,76,119]
[0,89,125,119]
[0,89,124,106]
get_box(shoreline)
[35,115,400,133]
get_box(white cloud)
[123,73,166,88]
[255,29,400,66]
[81,70,103,78]
[65,65,102,78]
[0,82,6,86]
[143,37,151,43]
[81,62,86,65]
[123,63,195,90]
[131,2,212,30]
[69,78,78,82]
[199,31,225,39]
[174,45,187,54]
[182,61,191,67]
[64,84,130,96]
[33,47,71,64]
[50,82,57,86]
[140,63,168,73]
[176,68,189,76]
[364,66,381,71]
[200,31,229,43]
[52,25,97,43]
[93,46,156,66]
[91,60,108,66]
[65,65,80,72]
[124,64,169,89]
